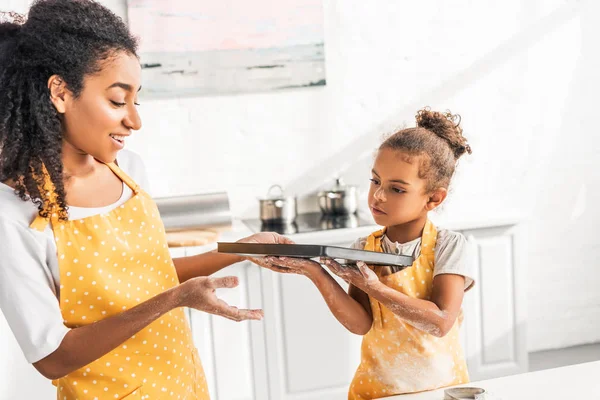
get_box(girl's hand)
[322,259,380,290]
[178,276,264,322]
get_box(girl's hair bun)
[416,107,472,159]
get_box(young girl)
[0,1,289,398]
[257,108,475,399]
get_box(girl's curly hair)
[381,107,472,192]
[0,0,137,220]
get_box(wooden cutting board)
[165,229,220,248]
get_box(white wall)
[1,3,599,394]
[117,0,599,353]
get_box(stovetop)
[242,212,375,235]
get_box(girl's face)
[61,51,142,163]
[368,148,435,227]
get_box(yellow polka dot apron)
[348,220,469,400]
[30,162,209,400]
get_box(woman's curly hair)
[0,0,137,220]
[381,107,472,192]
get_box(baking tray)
[217,243,414,268]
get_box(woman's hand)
[174,232,295,282]
[258,256,323,277]
[236,232,314,274]
[322,259,380,291]
[237,231,294,245]
[178,276,264,322]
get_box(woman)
[0,1,288,398]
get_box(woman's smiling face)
[59,51,142,163]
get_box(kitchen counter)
[168,213,524,250]
[165,228,220,247]
[380,361,600,399]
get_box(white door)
[185,248,266,400]
[259,239,362,400]
[0,312,56,400]
[460,224,528,381]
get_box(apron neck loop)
[420,219,437,256]
[29,164,60,232]
[365,227,386,252]
[106,162,140,195]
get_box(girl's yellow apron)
[348,220,469,400]
[31,162,209,400]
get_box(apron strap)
[420,219,437,257]
[29,161,141,232]
[364,227,386,252]
[30,212,52,232]
[363,227,386,328]
[29,165,59,232]
[105,162,140,195]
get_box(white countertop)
[182,213,524,253]
[380,361,600,399]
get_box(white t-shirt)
[0,150,150,363]
[351,228,475,291]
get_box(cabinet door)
[187,255,266,400]
[0,313,56,400]
[260,240,362,400]
[461,225,528,381]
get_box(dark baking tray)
[217,242,414,267]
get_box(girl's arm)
[256,256,373,335]
[173,232,294,282]
[328,260,465,337]
[348,283,373,321]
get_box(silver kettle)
[318,178,359,215]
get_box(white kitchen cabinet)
[259,239,362,400]
[181,219,526,400]
[0,313,56,400]
[460,223,528,381]
[184,245,266,400]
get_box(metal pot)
[318,178,359,215]
[259,185,297,223]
